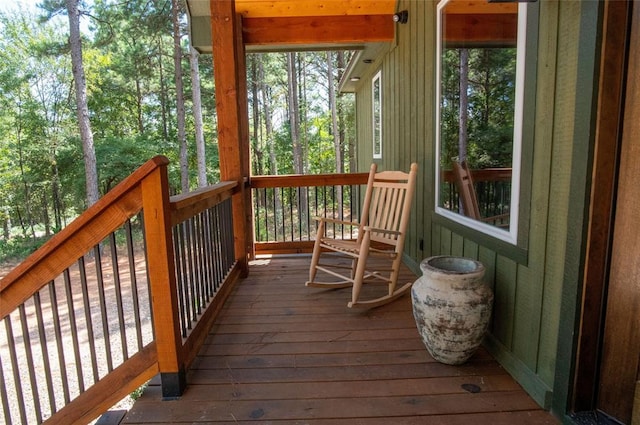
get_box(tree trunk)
[458,48,470,215]
[66,0,99,207]
[42,192,51,237]
[2,214,9,240]
[52,154,63,231]
[328,51,342,173]
[336,52,350,172]
[327,51,343,218]
[190,46,207,187]
[250,55,264,176]
[458,48,469,163]
[173,0,188,192]
[158,40,168,140]
[16,118,36,240]
[259,58,281,233]
[287,53,303,174]
[287,52,308,230]
[135,77,144,134]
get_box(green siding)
[351,0,600,413]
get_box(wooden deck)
[122,256,558,424]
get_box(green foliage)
[0,235,50,263]
[440,47,517,169]
[0,2,356,262]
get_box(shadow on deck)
[122,256,558,424]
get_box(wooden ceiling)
[186,0,398,53]
[442,0,518,47]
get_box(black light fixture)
[393,10,408,24]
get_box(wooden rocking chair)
[305,163,418,308]
[452,160,509,227]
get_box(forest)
[0,0,355,261]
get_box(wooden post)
[211,0,252,274]
[141,165,185,398]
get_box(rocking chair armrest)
[314,216,360,227]
[362,226,402,236]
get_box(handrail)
[250,172,369,255]
[441,167,513,219]
[0,156,169,318]
[0,156,243,424]
[168,180,240,369]
[251,172,368,188]
[0,156,169,424]
[170,181,238,226]
[441,167,512,182]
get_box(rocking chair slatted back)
[452,160,481,220]
[365,176,414,247]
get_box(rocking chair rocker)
[305,163,418,308]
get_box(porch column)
[210,0,253,275]
[141,164,186,398]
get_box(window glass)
[372,70,382,159]
[435,0,528,244]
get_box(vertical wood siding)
[352,0,595,410]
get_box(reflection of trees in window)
[372,71,382,159]
[440,47,517,170]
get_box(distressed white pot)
[411,255,493,365]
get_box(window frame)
[434,1,535,249]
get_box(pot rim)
[420,255,485,277]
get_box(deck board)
[122,256,558,424]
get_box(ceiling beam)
[234,0,396,18]
[443,13,518,47]
[443,1,517,15]
[242,15,394,46]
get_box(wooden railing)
[250,172,369,255]
[440,168,512,218]
[0,156,241,424]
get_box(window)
[435,0,533,246]
[372,70,382,159]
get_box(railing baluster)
[187,219,200,316]
[196,213,207,310]
[279,188,287,241]
[225,199,235,267]
[0,349,11,424]
[110,232,129,361]
[4,314,28,423]
[201,210,211,297]
[192,215,202,315]
[62,268,85,394]
[174,222,189,337]
[204,209,215,297]
[269,188,274,242]
[79,256,100,384]
[125,219,144,351]
[254,188,261,242]
[94,246,114,373]
[48,281,71,404]
[34,290,57,412]
[19,303,42,423]
[287,187,293,241]
[209,208,220,292]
